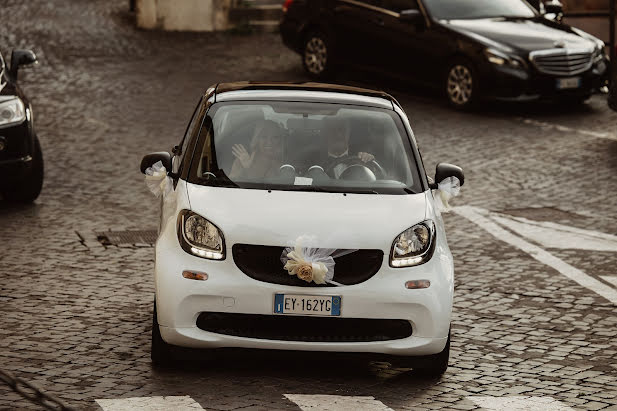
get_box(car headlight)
[592,43,607,64]
[390,220,435,268]
[0,97,26,127]
[485,48,527,70]
[177,210,225,260]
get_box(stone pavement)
[1,1,617,409]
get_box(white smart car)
[140,82,464,376]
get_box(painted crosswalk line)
[519,117,616,141]
[94,394,583,410]
[453,206,617,305]
[467,395,574,410]
[95,394,394,410]
[491,214,617,252]
[283,394,394,410]
[96,396,204,410]
[601,276,617,288]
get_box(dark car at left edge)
[0,48,43,202]
[280,0,610,109]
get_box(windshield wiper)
[199,171,240,188]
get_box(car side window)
[173,98,203,174]
[383,0,419,12]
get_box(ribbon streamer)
[281,237,347,286]
[144,161,173,199]
[434,176,461,213]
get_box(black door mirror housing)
[544,0,563,15]
[140,152,172,174]
[431,163,464,188]
[9,49,37,80]
[399,9,423,23]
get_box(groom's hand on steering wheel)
[358,152,375,163]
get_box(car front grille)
[530,49,594,76]
[232,244,384,287]
[196,312,412,342]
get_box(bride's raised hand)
[232,144,254,169]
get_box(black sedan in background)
[0,48,43,202]
[280,0,610,108]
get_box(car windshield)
[188,101,423,195]
[423,0,537,20]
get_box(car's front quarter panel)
[441,19,607,101]
[0,82,36,184]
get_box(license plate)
[556,77,581,90]
[274,294,341,316]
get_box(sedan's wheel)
[2,134,44,203]
[151,301,174,368]
[303,32,332,79]
[446,62,476,109]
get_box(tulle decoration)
[145,161,173,198]
[281,237,355,286]
[434,176,461,213]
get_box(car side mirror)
[544,0,563,15]
[140,152,172,174]
[431,163,464,189]
[399,9,423,24]
[9,49,37,80]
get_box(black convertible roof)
[214,81,399,106]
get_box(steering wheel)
[325,154,386,180]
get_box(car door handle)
[371,18,385,26]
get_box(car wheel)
[396,331,450,377]
[303,31,334,80]
[151,301,174,367]
[2,134,44,202]
[445,59,477,109]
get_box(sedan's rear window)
[188,101,422,195]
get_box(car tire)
[151,301,174,368]
[396,331,450,377]
[2,134,44,202]
[562,94,591,105]
[445,59,478,110]
[302,31,334,80]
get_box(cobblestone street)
[1,1,617,409]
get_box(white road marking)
[283,394,394,411]
[467,395,574,410]
[96,396,204,410]
[600,276,617,288]
[519,118,616,141]
[453,206,617,305]
[491,214,617,252]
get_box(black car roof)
[213,81,400,107]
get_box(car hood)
[444,18,594,54]
[186,184,428,251]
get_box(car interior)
[196,104,416,190]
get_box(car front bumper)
[154,222,454,357]
[0,121,34,184]
[480,59,609,101]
